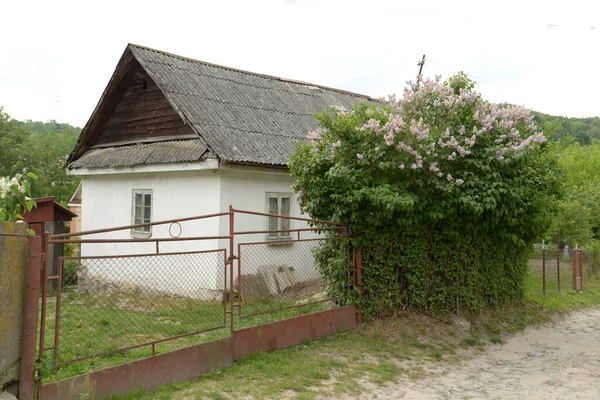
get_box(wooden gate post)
[19,236,42,399]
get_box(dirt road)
[371,308,600,399]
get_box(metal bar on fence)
[223,252,228,327]
[60,249,227,261]
[232,207,346,226]
[239,236,346,248]
[557,249,561,293]
[53,258,64,368]
[542,248,546,296]
[229,259,234,334]
[55,325,227,367]
[237,243,242,318]
[38,233,49,364]
[50,235,231,244]
[233,227,346,236]
[50,211,232,239]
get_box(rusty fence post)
[579,248,584,290]
[573,247,583,291]
[556,249,561,293]
[542,248,546,296]
[19,236,42,400]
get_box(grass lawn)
[107,261,600,400]
[39,286,334,383]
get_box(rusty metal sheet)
[40,337,233,400]
[232,305,356,361]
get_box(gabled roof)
[68,44,376,169]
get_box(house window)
[266,193,292,240]
[132,190,152,237]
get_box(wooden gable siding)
[94,66,196,147]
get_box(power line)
[427,59,502,86]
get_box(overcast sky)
[1,0,598,127]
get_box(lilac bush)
[291,73,559,315]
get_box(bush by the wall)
[294,74,560,317]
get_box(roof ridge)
[128,43,377,101]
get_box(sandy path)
[370,308,600,399]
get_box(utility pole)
[416,55,426,87]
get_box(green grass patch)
[38,288,334,383]
[114,318,458,400]
[525,266,600,312]
[44,259,600,398]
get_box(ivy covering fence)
[290,73,561,316]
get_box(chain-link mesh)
[237,239,348,326]
[49,250,226,365]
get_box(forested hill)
[533,112,600,145]
[0,108,81,204]
[1,106,599,205]
[16,119,81,137]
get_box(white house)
[66,44,374,299]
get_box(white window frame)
[131,189,153,238]
[266,193,292,240]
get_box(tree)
[0,108,80,204]
[0,107,28,176]
[290,73,559,316]
[545,141,600,249]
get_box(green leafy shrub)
[291,74,560,317]
[62,259,79,286]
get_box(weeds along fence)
[528,247,600,295]
[36,207,357,388]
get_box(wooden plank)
[95,126,196,146]
[102,123,191,138]
[105,106,179,125]
[72,53,139,159]
[104,116,185,131]
[113,95,171,111]
[91,133,199,149]
[122,84,162,97]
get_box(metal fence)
[37,207,354,383]
[237,238,346,325]
[528,247,600,294]
[45,250,228,368]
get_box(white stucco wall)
[218,167,321,286]
[75,164,325,298]
[79,170,224,298]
